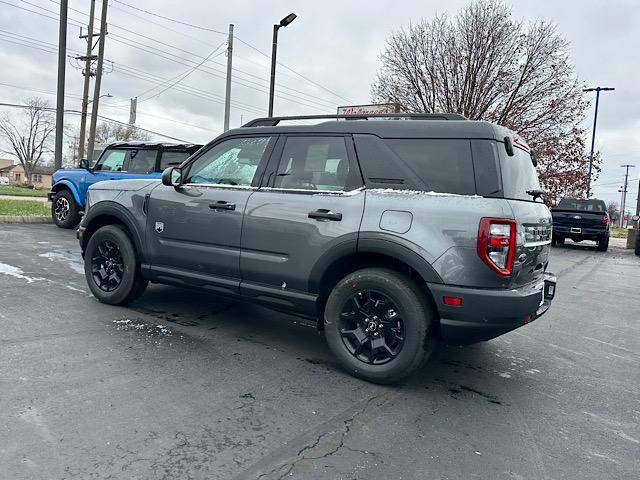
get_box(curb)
[0,216,52,224]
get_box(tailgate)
[552,210,606,229]
[508,200,552,288]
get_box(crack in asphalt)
[253,393,389,480]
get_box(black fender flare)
[81,201,146,263]
[307,232,442,294]
[357,233,443,284]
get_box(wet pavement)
[0,224,638,479]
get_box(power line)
[10,1,339,111]
[0,101,192,142]
[110,0,353,103]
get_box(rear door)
[240,135,365,310]
[145,136,275,294]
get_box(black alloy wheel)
[339,290,405,365]
[90,240,125,292]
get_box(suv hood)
[88,179,160,191]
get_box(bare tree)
[372,0,598,201]
[94,122,150,145]
[0,98,55,185]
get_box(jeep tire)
[52,190,80,229]
[84,225,148,305]
[324,268,435,384]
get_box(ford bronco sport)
[49,141,201,228]
[77,114,556,384]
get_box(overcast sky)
[0,0,638,207]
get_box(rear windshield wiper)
[526,189,545,201]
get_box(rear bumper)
[553,225,608,239]
[428,272,556,345]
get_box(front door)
[145,136,275,295]
[240,135,365,312]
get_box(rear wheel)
[597,235,609,252]
[324,268,435,384]
[635,232,640,256]
[52,190,80,229]
[84,225,147,305]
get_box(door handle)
[308,209,342,221]
[209,201,236,211]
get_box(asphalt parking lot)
[0,224,638,480]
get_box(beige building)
[0,164,54,189]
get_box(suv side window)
[274,136,352,191]
[185,137,270,186]
[160,150,192,170]
[127,149,158,173]
[384,139,476,195]
[94,149,126,172]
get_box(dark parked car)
[551,198,610,251]
[49,142,202,228]
[77,114,556,384]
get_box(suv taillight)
[603,215,609,226]
[477,218,517,276]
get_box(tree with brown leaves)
[0,98,55,186]
[372,0,598,205]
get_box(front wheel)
[84,225,147,305]
[52,190,80,228]
[324,268,435,384]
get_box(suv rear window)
[556,198,606,212]
[499,146,541,201]
[383,139,475,195]
[160,150,192,170]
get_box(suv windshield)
[556,198,606,212]
[499,146,541,201]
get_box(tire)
[635,233,640,256]
[84,225,147,305]
[556,236,565,245]
[324,268,435,384]
[597,235,609,252]
[51,189,80,229]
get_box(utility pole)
[54,0,68,171]
[87,0,108,164]
[636,177,640,217]
[620,164,635,228]
[77,0,96,162]
[223,24,234,132]
[129,97,137,125]
[583,86,615,198]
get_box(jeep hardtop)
[77,114,556,384]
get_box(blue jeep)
[49,141,201,228]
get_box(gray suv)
[78,114,556,384]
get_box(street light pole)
[267,13,297,117]
[54,0,68,171]
[583,86,614,198]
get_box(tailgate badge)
[155,221,164,233]
[573,215,582,220]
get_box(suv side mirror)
[162,166,182,187]
[79,158,90,170]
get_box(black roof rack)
[242,113,467,128]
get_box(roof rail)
[242,113,467,128]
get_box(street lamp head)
[583,86,615,92]
[279,13,297,27]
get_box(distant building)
[0,164,54,188]
[0,158,13,170]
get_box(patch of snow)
[498,372,512,378]
[0,262,44,283]
[65,285,87,294]
[39,251,85,274]
[367,188,481,198]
